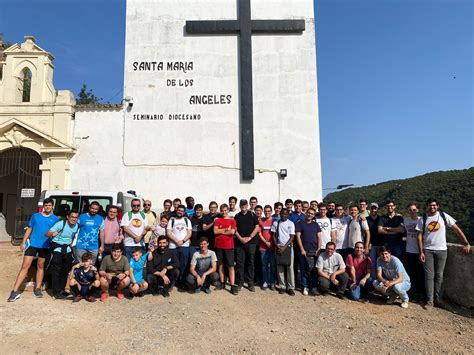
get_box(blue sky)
[1,0,472,190]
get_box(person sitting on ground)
[186,237,219,294]
[69,252,100,303]
[372,246,411,309]
[316,241,348,299]
[99,244,130,302]
[146,235,180,297]
[346,242,373,301]
[129,246,149,297]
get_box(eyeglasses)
[408,209,417,212]
[144,204,151,206]
[132,204,140,207]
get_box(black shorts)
[215,248,234,267]
[24,246,48,258]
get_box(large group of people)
[8,195,471,310]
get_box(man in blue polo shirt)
[8,198,59,302]
[75,201,105,264]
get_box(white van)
[37,190,141,220]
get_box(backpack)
[171,216,190,228]
[128,211,146,220]
[422,211,448,235]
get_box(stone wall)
[443,243,474,308]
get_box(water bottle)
[98,253,103,262]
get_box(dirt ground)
[0,243,473,354]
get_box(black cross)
[186,0,305,180]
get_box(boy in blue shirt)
[46,209,79,299]
[129,247,150,297]
[8,198,58,302]
[70,252,100,303]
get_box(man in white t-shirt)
[316,203,335,251]
[403,202,424,302]
[167,205,192,288]
[271,208,296,296]
[121,199,148,260]
[416,198,471,308]
[330,204,351,261]
[347,205,370,252]
[228,196,239,218]
[316,241,348,298]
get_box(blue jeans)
[297,252,317,289]
[260,250,276,285]
[349,276,374,300]
[373,279,411,302]
[370,246,382,278]
[386,244,404,260]
[176,247,193,286]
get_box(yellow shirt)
[143,211,157,243]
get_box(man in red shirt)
[213,204,238,295]
[346,241,373,301]
[258,205,276,290]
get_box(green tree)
[76,84,102,104]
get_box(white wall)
[70,0,322,207]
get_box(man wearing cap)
[234,199,260,291]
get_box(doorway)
[0,147,42,242]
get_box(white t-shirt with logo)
[332,215,351,249]
[121,212,147,247]
[228,210,238,218]
[404,216,421,254]
[167,217,192,249]
[271,219,295,246]
[415,212,456,251]
[316,217,335,248]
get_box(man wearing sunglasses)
[121,199,148,259]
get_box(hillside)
[324,168,474,244]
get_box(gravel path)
[0,246,472,354]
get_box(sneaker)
[72,295,82,303]
[100,292,109,302]
[203,287,212,294]
[386,294,398,304]
[194,287,202,294]
[162,288,170,298]
[336,292,345,300]
[215,282,224,291]
[303,288,309,296]
[261,282,268,290]
[117,290,125,300]
[231,285,239,295]
[401,301,409,309]
[86,295,97,303]
[248,285,255,292]
[34,288,43,298]
[310,287,320,296]
[269,284,276,291]
[7,291,20,302]
[278,288,286,295]
[287,289,295,296]
[434,300,447,309]
[53,292,68,300]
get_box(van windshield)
[48,195,112,218]
[80,196,111,217]
[51,196,80,218]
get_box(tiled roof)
[75,103,122,110]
